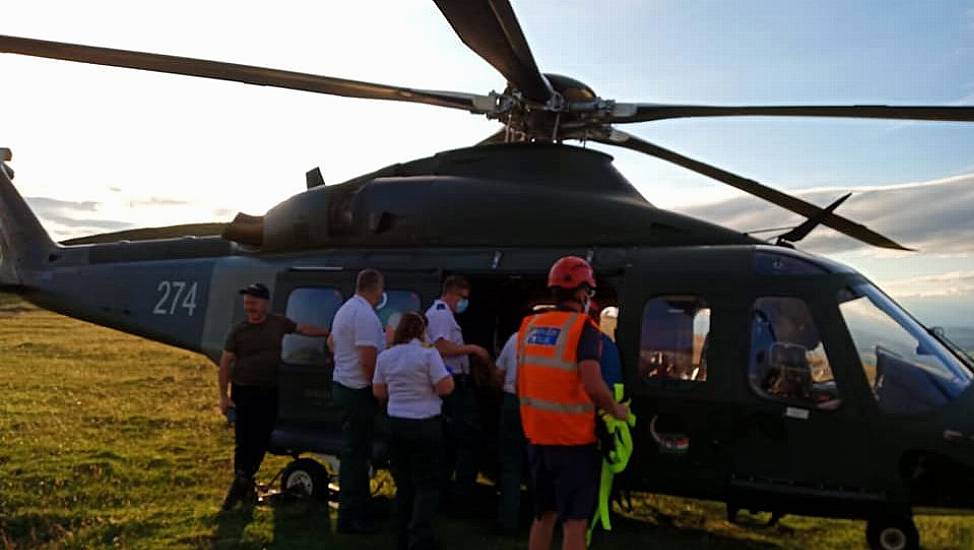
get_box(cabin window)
[838,283,973,415]
[282,287,343,365]
[377,289,422,342]
[748,297,840,409]
[638,296,710,383]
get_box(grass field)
[0,298,972,549]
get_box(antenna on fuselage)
[774,193,852,248]
[306,167,325,189]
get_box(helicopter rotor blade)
[591,128,912,251]
[0,35,496,113]
[433,0,552,104]
[610,103,974,124]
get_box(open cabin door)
[619,270,739,500]
[269,267,440,456]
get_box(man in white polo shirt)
[331,268,386,534]
[425,274,490,511]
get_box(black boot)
[242,477,258,507]
[221,473,253,511]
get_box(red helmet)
[548,256,596,289]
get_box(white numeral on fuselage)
[153,281,199,316]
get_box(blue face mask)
[456,298,469,314]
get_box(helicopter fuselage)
[5,143,974,527]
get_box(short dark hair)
[356,268,384,293]
[239,282,270,300]
[393,311,427,346]
[442,275,470,296]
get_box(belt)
[389,415,442,423]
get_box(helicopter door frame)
[619,270,740,500]
[267,266,442,457]
[729,277,885,515]
[271,268,354,449]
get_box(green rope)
[587,384,637,546]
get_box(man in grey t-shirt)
[218,282,329,510]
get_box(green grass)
[0,301,971,549]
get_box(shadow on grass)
[269,500,336,549]
[594,513,781,549]
[0,512,82,548]
[212,507,254,549]
[210,498,354,550]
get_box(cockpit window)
[749,297,840,409]
[838,283,973,415]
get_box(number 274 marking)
[153,281,199,316]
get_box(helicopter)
[3,2,974,550]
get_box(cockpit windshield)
[838,282,973,415]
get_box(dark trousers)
[333,382,377,524]
[497,392,526,530]
[441,375,480,500]
[389,416,443,550]
[231,383,278,478]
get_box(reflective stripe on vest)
[520,395,595,415]
[517,311,597,446]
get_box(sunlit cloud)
[24,193,229,241]
[882,271,974,299]
[680,172,974,255]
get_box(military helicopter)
[3,2,974,549]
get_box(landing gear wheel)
[866,516,919,550]
[281,458,329,502]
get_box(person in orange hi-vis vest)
[517,256,630,550]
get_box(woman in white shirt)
[373,312,454,550]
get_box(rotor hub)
[496,73,613,142]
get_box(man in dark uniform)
[218,282,329,510]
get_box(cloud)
[126,197,190,207]
[25,196,99,213]
[882,270,974,298]
[212,208,238,218]
[680,172,974,255]
[23,193,234,241]
[25,195,135,240]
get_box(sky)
[2,0,974,326]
